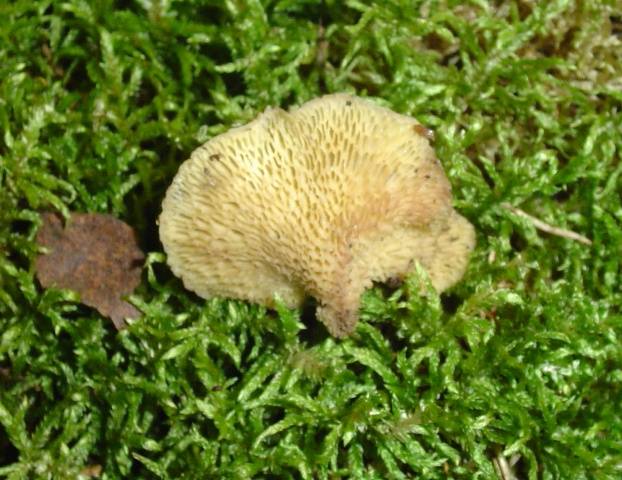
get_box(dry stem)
[501,203,592,246]
[493,454,518,480]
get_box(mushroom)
[159,94,475,337]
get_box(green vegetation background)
[1,0,621,478]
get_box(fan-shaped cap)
[159,94,475,337]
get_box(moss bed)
[1,1,621,478]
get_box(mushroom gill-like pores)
[159,94,475,337]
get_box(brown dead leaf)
[80,464,103,477]
[35,212,144,329]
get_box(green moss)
[1,1,621,478]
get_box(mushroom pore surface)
[159,93,475,337]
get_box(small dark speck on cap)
[209,153,221,161]
[413,124,435,141]
[346,100,352,106]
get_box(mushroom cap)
[159,93,475,337]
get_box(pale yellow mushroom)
[159,94,475,337]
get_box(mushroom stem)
[316,303,358,338]
[310,247,366,337]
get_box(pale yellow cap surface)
[159,94,475,337]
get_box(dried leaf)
[80,464,103,477]
[35,212,144,329]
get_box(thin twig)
[493,454,517,480]
[501,202,592,246]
